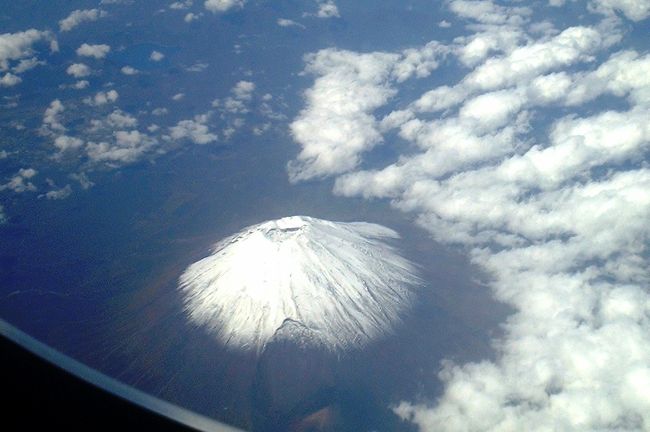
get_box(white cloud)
[172,92,185,101]
[588,0,650,21]
[458,88,526,131]
[42,184,72,200]
[76,43,111,59]
[170,0,193,9]
[152,107,168,116]
[413,25,608,113]
[71,80,89,89]
[315,0,340,18]
[66,63,91,78]
[39,97,156,171]
[204,0,245,13]
[0,72,21,87]
[120,65,138,75]
[288,49,399,182]
[288,44,448,182]
[454,27,527,67]
[217,97,244,113]
[184,12,202,22]
[277,18,305,29]
[1,168,37,193]
[42,99,65,133]
[107,109,138,128]
[464,26,605,91]
[84,90,119,106]
[59,9,107,32]
[209,80,270,138]
[393,41,448,82]
[149,50,164,61]
[85,130,156,165]
[231,80,254,100]
[565,50,650,106]
[213,80,256,115]
[289,2,650,429]
[12,57,45,73]
[185,62,208,72]
[448,0,531,25]
[54,135,84,152]
[0,29,53,72]
[0,204,6,224]
[69,172,94,190]
[168,114,217,144]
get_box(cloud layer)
[289,1,650,429]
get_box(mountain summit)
[179,216,421,351]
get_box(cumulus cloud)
[120,65,138,75]
[83,90,119,106]
[0,72,21,87]
[413,25,608,114]
[453,26,527,67]
[277,18,305,28]
[288,43,448,182]
[184,12,202,22]
[204,0,245,13]
[168,114,217,144]
[107,109,138,128]
[42,99,66,133]
[287,49,399,181]
[39,96,156,170]
[11,57,45,74]
[170,0,193,9]
[149,50,164,61]
[71,80,89,90]
[54,135,84,152]
[41,183,72,200]
[449,0,531,25]
[76,43,111,59]
[0,29,53,75]
[393,41,448,82]
[315,0,340,18]
[152,107,168,116]
[185,62,208,72]
[231,80,254,100]
[59,9,107,32]
[66,63,91,78]
[588,0,650,21]
[210,80,280,139]
[69,172,94,190]
[1,168,38,193]
[290,1,650,429]
[85,130,156,165]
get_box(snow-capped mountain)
[179,216,421,351]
